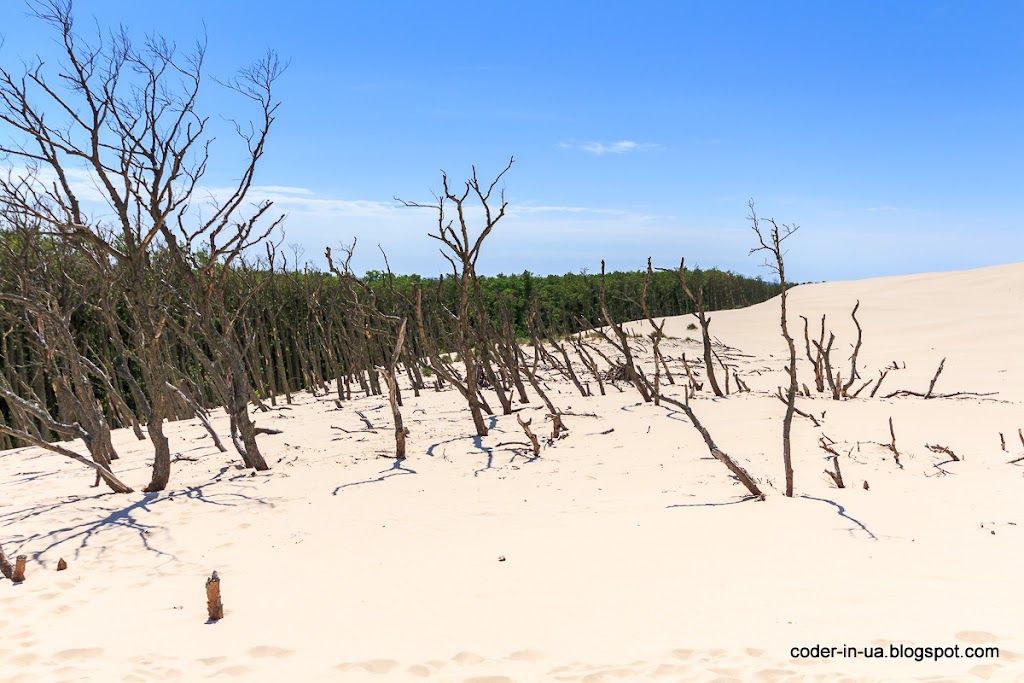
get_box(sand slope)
[1,262,1023,682]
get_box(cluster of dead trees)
[0,2,281,491]
[3,4,987,509]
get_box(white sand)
[1,262,1022,682]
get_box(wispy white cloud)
[559,140,658,155]
[509,204,628,217]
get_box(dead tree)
[641,258,674,405]
[658,258,723,397]
[380,319,410,459]
[398,158,515,436]
[841,301,863,396]
[598,261,651,402]
[0,286,132,493]
[0,2,281,484]
[800,315,826,392]
[646,386,763,499]
[749,201,799,497]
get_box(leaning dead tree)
[599,261,651,403]
[398,157,515,437]
[657,258,723,397]
[640,380,764,499]
[748,201,799,497]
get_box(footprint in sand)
[462,677,517,683]
[54,647,103,661]
[452,652,487,665]
[956,630,999,644]
[969,663,1003,679]
[10,653,38,666]
[580,669,638,683]
[651,664,689,678]
[507,649,544,662]
[247,646,294,659]
[405,664,432,677]
[211,665,252,677]
[753,669,797,682]
[334,659,399,674]
[198,656,226,666]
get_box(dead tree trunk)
[657,258,723,397]
[397,159,515,437]
[382,319,410,459]
[599,261,651,402]
[749,201,799,497]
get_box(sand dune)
[1,262,1023,682]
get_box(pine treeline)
[0,238,781,454]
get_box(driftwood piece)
[819,436,846,488]
[882,358,995,400]
[925,444,960,461]
[886,417,901,466]
[12,556,26,583]
[355,410,376,430]
[869,369,889,398]
[516,415,541,457]
[206,571,224,621]
[812,332,839,400]
[57,558,68,571]
[775,387,820,427]
[253,427,283,435]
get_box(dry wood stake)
[12,556,26,583]
[206,571,224,621]
[57,558,67,571]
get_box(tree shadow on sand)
[1,467,272,566]
[800,495,878,540]
[331,457,417,495]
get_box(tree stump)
[206,571,224,621]
[12,556,26,583]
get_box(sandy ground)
[1,262,1023,682]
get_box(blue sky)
[1,1,1021,282]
